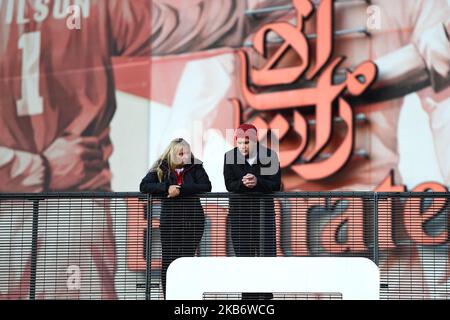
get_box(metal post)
[145,194,153,300]
[29,199,40,300]
[373,192,379,266]
[259,197,265,257]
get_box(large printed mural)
[1,0,450,299]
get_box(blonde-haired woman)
[140,138,211,299]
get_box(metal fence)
[0,192,448,300]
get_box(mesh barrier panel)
[0,192,448,300]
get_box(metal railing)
[0,192,448,300]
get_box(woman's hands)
[168,185,181,198]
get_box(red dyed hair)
[235,123,258,142]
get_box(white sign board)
[166,257,379,300]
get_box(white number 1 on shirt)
[16,31,44,117]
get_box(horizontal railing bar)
[0,191,448,200]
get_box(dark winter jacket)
[140,158,212,216]
[223,144,281,256]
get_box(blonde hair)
[151,138,192,182]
